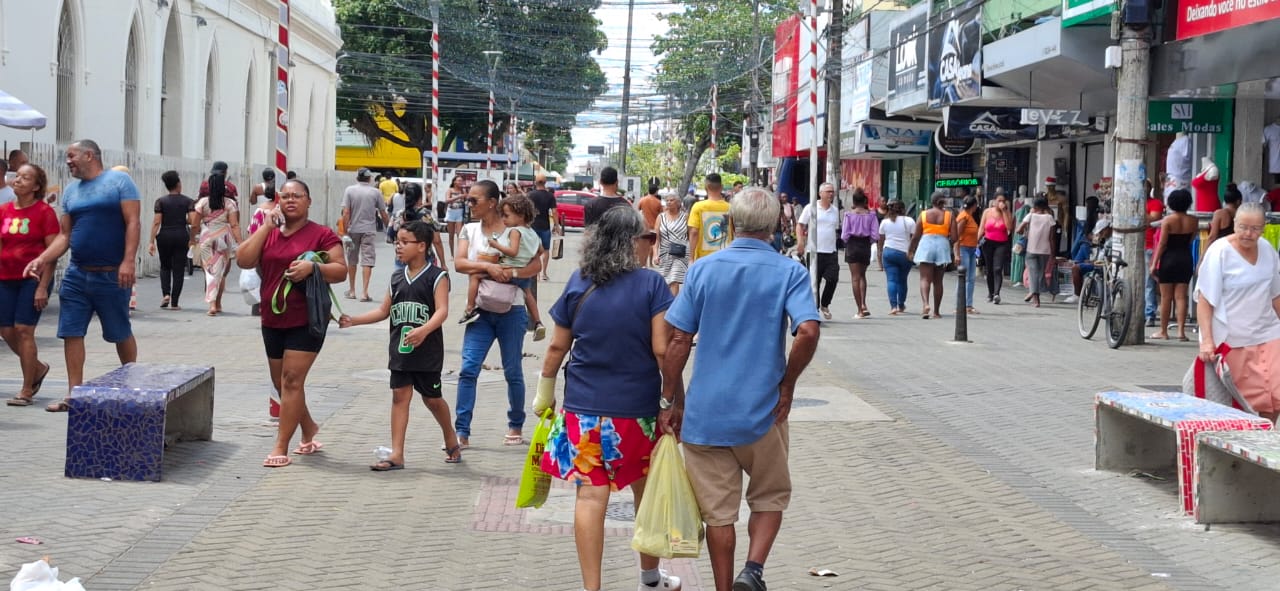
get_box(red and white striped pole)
[507,113,516,183]
[275,0,290,180]
[710,83,718,173]
[487,90,495,171]
[431,9,441,211]
[807,0,820,302]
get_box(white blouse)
[1195,237,1280,348]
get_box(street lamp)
[483,50,503,175]
[702,40,727,173]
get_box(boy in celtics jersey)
[339,221,463,469]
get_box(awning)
[0,90,47,130]
[983,18,1115,113]
[842,119,936,160]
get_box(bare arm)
[651,311,670,367]
[907,215,923,255]
[119,199,141,288]
[658,326,694,437]
[1198,296,1216,362]
[489,229,521,258]
[229,209,242,244]
[32,234,57,311]
[340,206,351,236]
[148,212,163,255]
[1208,210,1226,243]
[432,232,447,269]
[235,212,276,269]
[341,291,393,327]
[540,324,574,379]
[1150,220,1169,275]
[26,214,73,278]
[774,319,821,424]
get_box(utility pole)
[748,0,761,185]
[618,0,636,175]
[825,0,843,203]
[1111,4,1152,346]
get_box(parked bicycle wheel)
[1077,273,1102,339]
[1106,279,1131,349]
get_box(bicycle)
[1077,245,1133,349]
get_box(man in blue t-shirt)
[25,139,141,412]
[661,186,821,591]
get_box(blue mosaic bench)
[65,363,215,481]
[1095,391,1272,515]
[1194,430,1280,523]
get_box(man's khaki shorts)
[346,232,377,267]
[682,422,790,527]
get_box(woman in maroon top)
[1,164,60,406]
[236,179,346,467]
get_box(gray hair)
[819,182,835,193]
[730,186,780,234]
[71,139,102,162]
[580,207,644,285]
[1237,202,1268,224]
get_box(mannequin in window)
[1164,132,1192,198]
[1263,118,1280,184]
[1191,156,1220,213]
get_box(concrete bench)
[64,363,215,481]
[1094,391,1272,514]
[1194,430,1280,523]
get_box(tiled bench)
[65,363,215,481]
[1094,391,1271,514]
[1194,430,1280,523]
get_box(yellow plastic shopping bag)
[515,409,554,509]
[631,434,704,558]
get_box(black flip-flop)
[359,296,374,302]
[6,396,34,407]
[370,460,404,471]
[31,363,50,396]
[444,445,463,464]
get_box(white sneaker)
[638,570,681,591]
[1063,295,1079,304]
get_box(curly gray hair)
[580,207,644,285]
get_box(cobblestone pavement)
[0,235,1275,590]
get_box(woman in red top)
[236,179,346,467]
[2,165,60,406]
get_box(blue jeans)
[960,246,979,307]
[455,306,529,438]
[882,247,911,310]
[1144,248,1158,320]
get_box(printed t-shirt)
[550,268,673,418]
[665,238,821,446]
[341,183,386,233]
[63,169,140,267]
[388,263,449,372]
[1196,237,1280,348]
[259,221,341,329]
[688,199,732,260]
[0,200,60,280]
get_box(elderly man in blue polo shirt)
[660,186,821,591]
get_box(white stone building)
[0,0,342,171]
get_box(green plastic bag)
[631,434,704,558]
[515,409,554,509]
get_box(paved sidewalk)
[0,236,1274,590]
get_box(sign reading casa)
[1147,99,1230,134]
[1176,0,1280,39]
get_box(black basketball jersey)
[388,263,448,372]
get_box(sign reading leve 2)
[1177,0,1280,39]
[1147,100,1230,134]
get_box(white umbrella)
[0,90,47,130]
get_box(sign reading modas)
[1147,99,1231,134]
[1177,0,1280,39]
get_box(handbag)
[551,236,564,260]
[666,242,688,259]
[1182,344,1255,413]
[269,251,344,337]
[476,278,520,314]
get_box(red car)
[555,190,597,228]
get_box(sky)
[566,2,675,174]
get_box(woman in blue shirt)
[532,207,679,591]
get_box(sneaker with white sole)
[457,309,480,325]
[638,570,681,591]
[532,323,547,341]
[1063,294,1079,304]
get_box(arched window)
[203,58,216,159]
[56,4,77,142]
[243,64,255,169]
[160,11,183,155]
[124,24,140,150]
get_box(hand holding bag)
[631,434,704,558]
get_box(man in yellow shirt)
[378,175,399,205]
[687,173,732,260]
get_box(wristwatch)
[659,397,674,410]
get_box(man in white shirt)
[0,160,15,205]
[796,182,841,319]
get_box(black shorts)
[844,236,872,265]
[261,325,326,359]
[390,370,443,400]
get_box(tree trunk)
[678,136,712,197]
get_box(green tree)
[523,123,573,174]
[335,0,608,164]
[652,0,792,194]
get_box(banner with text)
[1177,0,1280,39]
[927,1,983,109]
[886,3,930,112]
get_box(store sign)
[854,122,932,153]
[887,4,928,101]
[1147,99,1230,133]
[935,178,982,188]
[945,106,1041,140]
[1062,0,1116,26]
[1021,109,1089,126]
[928,1,983,108]
[1176,0,1280,39]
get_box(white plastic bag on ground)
[239,268,262,305]
[9,559,86,591]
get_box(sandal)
[263,455,292,468]
[292,440,324,455]
[503,433,525,446]
[966,307,980,315]
[45,400,70,413]
[444,445,463,464]
[6,395,34,407]
[161,296,170,309]
[370,460,404,471]
[31,362,50,396]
